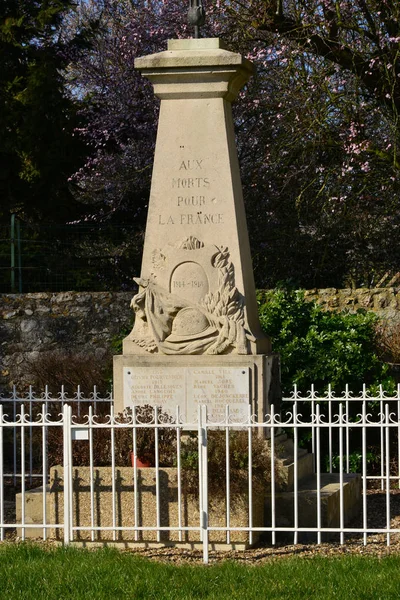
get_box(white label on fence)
[72,428,89,441]
[123,366,250,425]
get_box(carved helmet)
[165,307,217,342]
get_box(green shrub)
[257,287,395,394]
[179,430,281,501]
[47,406,176,468]
[24,349,112,396]
[110,318,133,355]
[327,450,379,474]
[375,320,400,364]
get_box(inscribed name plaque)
[123,367,185,412]
[186,367,250,423]
[123,366,250,423]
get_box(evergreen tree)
[0,0,95,224]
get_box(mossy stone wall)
[1,288,399,391]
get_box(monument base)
[113,354,280,423]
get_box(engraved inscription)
[123,367,250,425]
[157,213,223,226]
[179,159,203,170]
[186,367,250,422]
[124,367,185,409]
[158,215,175,225]
[180,213,223,225]
[156,157,223,228]
[172,177,210,189]
[177,196,206,206]
[170,261,209,302]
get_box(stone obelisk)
[113,16,279,422]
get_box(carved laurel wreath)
[134,237,245,353]
[152,236,244,324]
[201,246,245,327]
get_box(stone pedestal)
[113,354,280,421]
[17,467,265,546]
[113,38,278,421]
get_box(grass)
[0,544,400,599]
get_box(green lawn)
[0,544,399,599]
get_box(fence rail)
[283,384,400,487]
[1,388,400,563]
[0,387,112,484]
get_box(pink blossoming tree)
[68,0,400,288]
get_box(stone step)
[16,472,362,548]
[16,485,51,539]
[272,433,315,490]
[275,434,309,458]
[280,447,309,461]
[276,452,315,492]
[264,472,362,543]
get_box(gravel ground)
[4,489,400,564]
[123,541,396,564]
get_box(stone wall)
[303,287,400,322]
[1,288,400,392]
[0,292,132,391]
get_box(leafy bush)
[375,320,400,365]
[257,287,395,394]
[47,410,280,501]
[47,405,177,468]
[180,430,281,501]
[25,349,112,396]
[110,318,133,355]
[328,450,379,475]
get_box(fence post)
[0,404,3,542]
[270,403,276,546]
[247,404,253,547]
[63,404,71,545]
[293,400,298,545]
[200,405,208,564]
[385,403,390,546]
[197,406,203,542]
[339,403,344,545]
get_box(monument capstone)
[113,35,280,423]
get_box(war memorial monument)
[113,2,280,423]
[16,4,361,545]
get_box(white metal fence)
[284,384,400,488]
[0,387,112,483]
[1,387,400,563]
